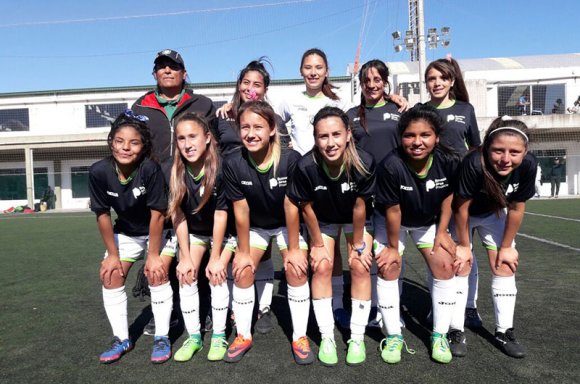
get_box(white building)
[1,53,579,210]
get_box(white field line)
[525,212,580,223]
[517,233,580,252]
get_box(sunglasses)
[154,62,184,71]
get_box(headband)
[489,126,528,142]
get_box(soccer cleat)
[431,332,452,364]
[207,334,228,361]
[465,307,483,329]
[291,336,315,365]
[255,306,275,334]
[99,337,133,364]
[333,308,350,329]
[318,337,338,366]
[448,329,467,357]
[495,328,526,358]
[150,336,172,363]
[346,339,366,365]
[223,335,252,363]
[379,334,415,364]
[174,335,203,362]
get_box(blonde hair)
[168,113,220,220]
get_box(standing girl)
[90,110,173,364]
[287,107,375,366]
[374,104,460,364]
[222,101,312,364]
[451,116,535,359]
[426,57,483,330]
[168,113,234,362]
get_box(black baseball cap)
[154,49,185,68]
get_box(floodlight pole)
[417,0,427,102]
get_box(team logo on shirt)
[446,114,466,124]
[314,185,328,191]
[400,185,413,191]
[425,178,449,192]
[383,113,400,121]
[269,176,288,189]
[506,183,518,195]
[106,191,119,197]
[341,182,357,193]
[132,186,147,198]
[241,180,253,186]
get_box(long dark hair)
[231,57,272,119]
[107,111,152,161]
[300,48,339,100]
[480,117,529,213]
[357,59,391,133]
[425,57,469,103]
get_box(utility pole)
[417,0,427,102]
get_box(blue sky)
[0,0,577,93]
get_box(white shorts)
[372,211,436,255]
[249,227,308,251]
[449,209,514,251]
[104,229,175,263]
[319,220,373,240]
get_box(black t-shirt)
[287,149,376,224]
[434,101,480,155]
[89,158,168,236]
[456,150,537,216]
[180,169,228,236]
[346,102,401,163]
[223,147,301,229]
[375,148,460,227]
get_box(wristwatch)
[354,242,366,255]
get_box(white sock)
[255,258,274,311]
[287,282,310,341]
[210,282,230,335]
[377,277,401,336]
[331,275,344,311]
[431,277,456,334]
[370,262,378,307]
[351,299,371,340]
[179,281,200,336]
[492,275,517,332]
[313,297,335,339]
[232,285,255,339]
[150,282,173,337]
[102,286,128,340]
[467,254,479,308]
[449,275,468,331]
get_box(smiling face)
[300,54,328,95]
[154,58,187,91]
[401,119,438,164]
[426,67,454,104]
[111,126,145,167]
[239,109,275,155]
[362,66,386,105]
[175,120,210,167]
[487,134,527,177]
[315,116,351,167]
[239,70,266,103]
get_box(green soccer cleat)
[379,334,415,364]
[174,334,203,362]
[346,339,366,366]
[431,332,452,364]
[207,334,228,361]
[318,337,338,366]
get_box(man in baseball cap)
[154,49,185,69]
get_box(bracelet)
[354,242,366,255]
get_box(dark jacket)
[132,88,217,167]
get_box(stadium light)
[392,26,451,57]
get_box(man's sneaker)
[174,335,203,362]
[465,307,483,329]
[255,306,275,334]
[318,337,338,366]
[495,328,526,358]
[143,316,180,336]
[99,337,133,364]
[431,332,452,364]
[291,336,314,365]
[223,335,252,363]
[448,329,467,357]
[150,336,171,364]
[333,308,350,329]
[346,339,366,365]
[379,334,414,364]
[207,335,228,361]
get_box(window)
[498,84,566,116]
[0,108,30,132]
[71,166,90,198]
[85,103,128,128]
[0,167,48,200]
